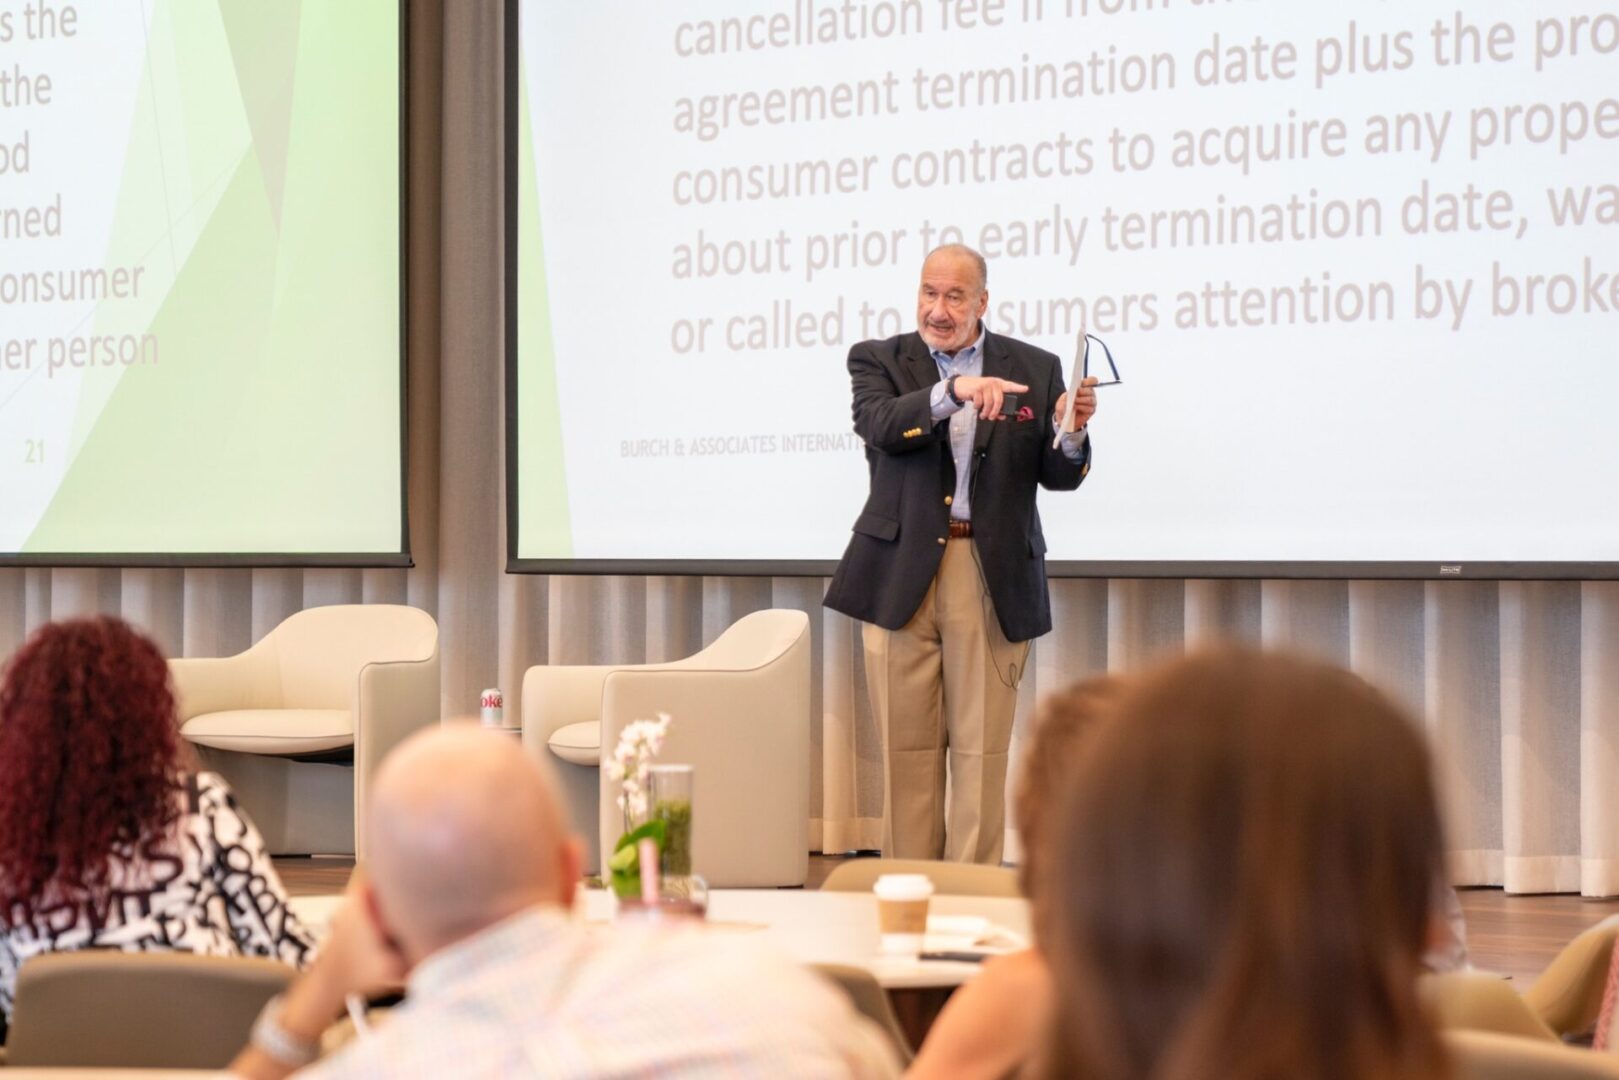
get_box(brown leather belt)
[948,520,973,538]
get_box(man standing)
[824,245,1097,864]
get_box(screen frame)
[0,0,413,570]
[501,0,1609,582]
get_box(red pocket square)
[1015,406,1034,422]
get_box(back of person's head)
[363,726,581,964]
[1037,648,1450,1080]
[1015,674,1124,898]
[0,617,184,923]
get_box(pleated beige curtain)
[1031,578,1619,897]
[2,4,1615,896]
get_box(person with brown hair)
[908,675,1124,1080]
[1035,649,1451,1080]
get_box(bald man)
[825,245,1097,864]
[231,728,898,1079]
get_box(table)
[293,889,1028,989]
[579,888,1029,989]
[0,1073,222,1078]
[290,888,1030,1049]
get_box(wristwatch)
[250,993,323,1068]
[945,375,963,406]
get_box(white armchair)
[169,604,440,858]
[522,609,810,886]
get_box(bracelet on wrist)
[251,993,323,1068]
[945,375,963,407]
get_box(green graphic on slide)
[24,0,400,554]
[219,1,301,227]
[516,58,573,558]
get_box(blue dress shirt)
[927,327,1088,522]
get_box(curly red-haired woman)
[0,617,313,1039]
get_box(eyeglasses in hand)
[1080,333,1122,387]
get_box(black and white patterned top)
[0,770,315,1023]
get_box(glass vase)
[615,764,706,919]
[650,764,694,879]
[649,763,706,914]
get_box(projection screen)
[0,1,406,565]
[508,0,1619,577]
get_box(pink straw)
[638,838,660,903]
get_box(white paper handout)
[1053,330,1087,449]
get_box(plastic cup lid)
[872,873,934,899]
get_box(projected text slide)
[514,0,1618,567]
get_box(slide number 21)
[23,439,43,465]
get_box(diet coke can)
[480,688,505,728]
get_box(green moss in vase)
[655,798,692,876]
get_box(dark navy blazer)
[823,330,1090,643]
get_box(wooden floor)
[1457,887,1619,984]
[275,856,1619,986]
[277,856,354,898]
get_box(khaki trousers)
[863,537,1028,864]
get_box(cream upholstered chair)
[821,857,1022,898]
[813,963,914,1065]
[522,608,810,885]
[1422,972,1560,1042]
[1525,915,1619,1039]
[1446,1030,1619,1079]
[6,952,292,1068]
[169,604,439,857]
